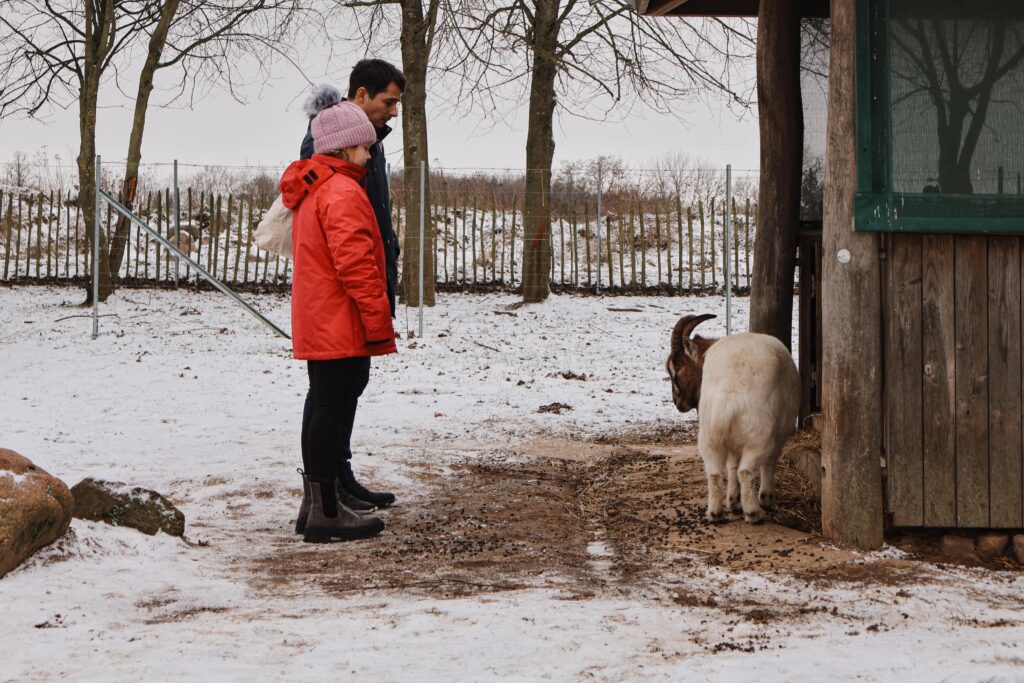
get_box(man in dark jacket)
[298,59,404,513]
[301,59,403,318]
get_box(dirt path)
[247,432,948,610]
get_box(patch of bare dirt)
[251,455,596,599]
[247,431,952,603]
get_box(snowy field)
[1,284,1022,682]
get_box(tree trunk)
[820,0,885,550]
[79,0,114,304]
[749,1,802,348]
[521,0,559,303]
[106,0,181,281]
[399,0,437,308]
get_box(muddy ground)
[248,428,1013,611]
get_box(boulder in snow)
[71,478,185,537]
[0,448,74,579]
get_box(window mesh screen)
[801,17,830,221]
[889,1,1024,195]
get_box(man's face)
[353,82,402,128]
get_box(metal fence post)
[418,159,425,339]
[724,164,733,336]
[595,161,602,294]
[92,154,101,340]
[174,159,180,288]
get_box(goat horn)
[671,313,717,353]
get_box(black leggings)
[301,357,371,483]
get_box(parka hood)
[278,155,368,210]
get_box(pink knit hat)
[312,101,377,154]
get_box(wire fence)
[0,162,766,295]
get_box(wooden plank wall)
[885,233,1024,528]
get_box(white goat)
[666,314,800,523]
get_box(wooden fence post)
[243,198,255,285]
[559,213,566,285]
[664,203,671,288]
[698,200,706,291]
[571,206,579,288]
[639,207,647,288]
[710,197,717,291]
[471,193,479,286]
[490,188,498,283]
[231,195,242,284]
[629,203,637,288]
[510,194,518,287]
[606,211,613,288]
[46,191,54,279]
[64,191,71,278]
[23,194,32,277]
[584,203,592,288]
[2,192,11,280]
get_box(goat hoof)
[758,492,775,509]
[728,496,742,513]
[744,509,766,524]
[706,509,728,524]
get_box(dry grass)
[772,429,822,533]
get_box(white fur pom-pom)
[304,85,342,119]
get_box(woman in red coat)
[280,100,396,542]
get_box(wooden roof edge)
[632,0,829,18]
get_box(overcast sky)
[0,44,761,176]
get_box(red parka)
[280,154,397,360]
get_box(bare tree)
[0,0,310,301]
[332,0,497,308]
[464,0,755,302]
[105,0,307,287]
[0,0,159,299]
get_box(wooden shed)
[633,0,1024,548]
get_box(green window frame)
[854,0,1024,234]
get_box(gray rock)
[71,478,184,537]
[941,534,978,563]
[0,449,74,579]
[975,533,1010,559]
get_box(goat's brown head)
[666,313,718,413]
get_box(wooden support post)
[751,0,802,347]
[821,0,885,550]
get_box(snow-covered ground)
[1,284,1022,682]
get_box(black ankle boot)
[335,479,376,512]
[302,477,384,543]
[339,461,396,508]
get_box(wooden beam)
[636,0,829,18]
[820,0,885,550]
